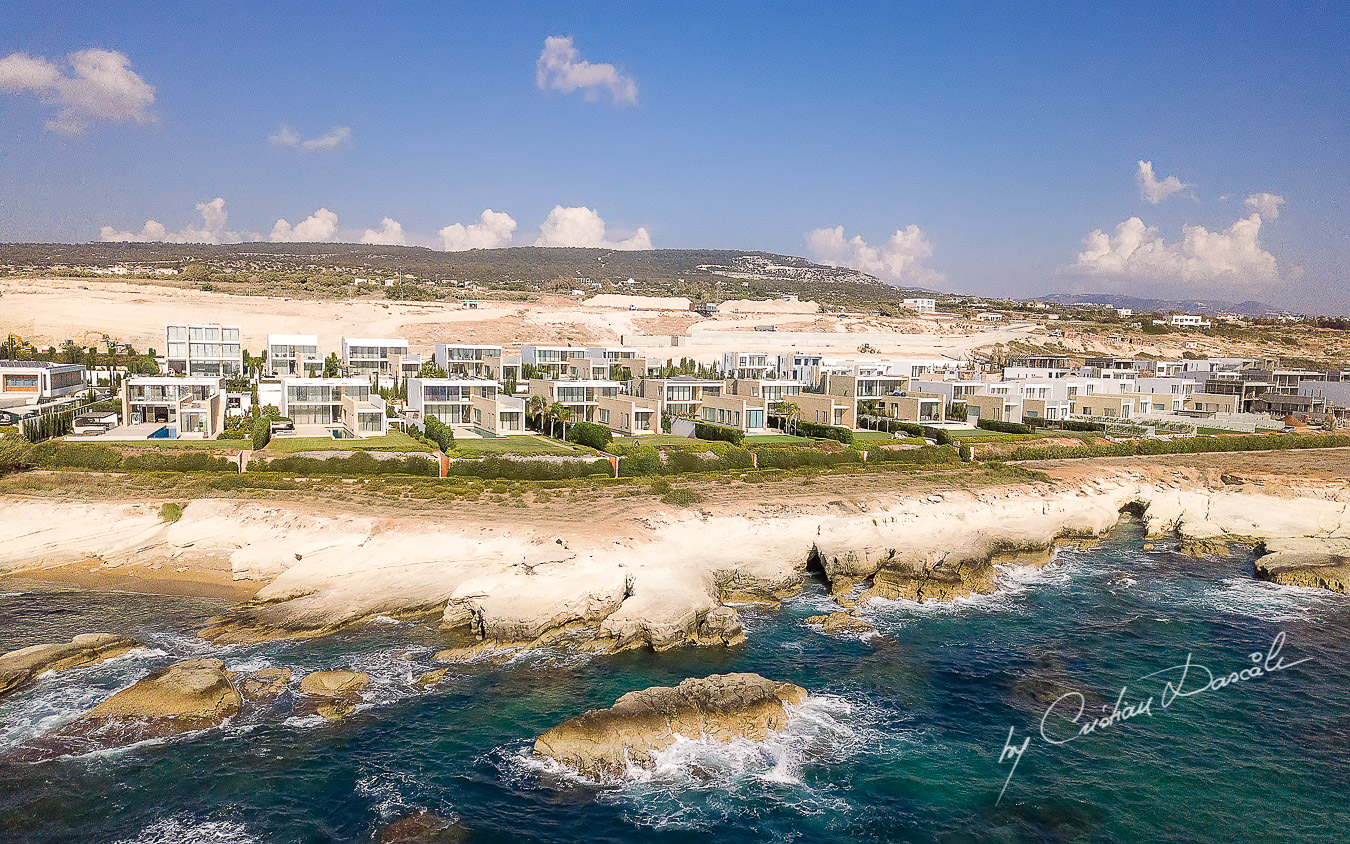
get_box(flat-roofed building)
[267,334,322,376]
[165,323,243,376]
[278,376,387,437]
[434,344,503,379]
[122,375,225,438]
[635,376,724,420]
[0,360,88,402]
[341,337,410,377]
[720,351,776,379]
[528,378,621,424]
[520,345,587,379]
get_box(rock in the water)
[695,606,746,647]
[532,672,807,777]
[416,668,448,686]
[0,633,139,699]
[1255,551,1350,594]
[376,811,467,843]
[63,658,241,746]
[805,611,877,636]
[298,669,369,719]
[240,668,292,701]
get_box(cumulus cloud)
[1245,192,1286,219]
[806,225,946,288]
[1067,213,1279,295]
[534,205,651,250]
[1136,160,1189,204]
[359,217,407,246]
[536,35,637,105]
[270,208,339,243]
[0,48,155,134]
[438,209,517,251]
[269,124,351,153]
[99,197,243,244]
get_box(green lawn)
[611,434,707,449]
[944,428,1035,440]
[263,431,433,454]
[743,434,814,444]
[450,435,594,456]
[851,430,898,441]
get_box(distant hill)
[0,242,944,308]
[1034,292,1284,317]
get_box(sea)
[1,516,1346,843]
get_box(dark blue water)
[2,519,1347,843]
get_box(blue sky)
[1,2,1347,310]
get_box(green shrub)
[978,418,1033,434]
[791,420,854,444]
[568,421,613,451]
[251,418,271,450]
[754,446,864,469]
[661,488,705,507]
[30,443,234,473]
[424,416,456,452]
[867,445,961,465]
[445,455,612,480]
[159,502,184,523]
[693,421,745,445]
[254,451,439,476]
[616,445,753,476]
[993,432,1350,462]
[0,438,35,475]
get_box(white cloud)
[270,208,339,243]
[1245,192,1286,219]
[0,48,155,134]
[536,36,637,106]
[535,205,651,250]
[1068,213,1279,294]
[359,217,407,246]
[806,225,946,288]
[99,197,243,244]
[269,124,352,153]
[1136,160,1189,204]
[438,209,517,251]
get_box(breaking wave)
[112,815,257,844]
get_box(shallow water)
[1,519,1346,843]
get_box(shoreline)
[3,450,1348,651]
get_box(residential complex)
[165,323,243,377]
[267,334,322,376]
[0,360,87,404]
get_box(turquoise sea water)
[1,517,1347,843]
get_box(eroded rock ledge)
[532,672,808,777]
[0,633,139,699]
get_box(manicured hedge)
[753,446,864,469]
[995,433,1350,462]
[791,420,854,445]
[445,455,613,480]
[252,451,438,476]
[33,443,235,473]
[1026,418,1103,433]
[693,421,745,445]
[977,418,1033,434]
[617,446,754,476]
[567,421,613,451]
[866,444,962,465]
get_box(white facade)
[341,337,409,377]
[278,376,387,437]
[903,297,937,313]
[1169,314,1213,328]
[0,361,87,402]
[267,334,321,376]
[165,324,243,377]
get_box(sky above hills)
[1,2,1347,311]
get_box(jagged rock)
[532,672,807,777]
[1255,551,1350,594]
[1178,536,1234,556]
[695,606,746,646]
[0,633,139,699]
[805,611,877,636]
[298,669,369,720]
[240,668,291,701]
[376,811,468,843]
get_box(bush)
[923,426,954,446]
[661,488,705,507]
[251,418,271,450]
[693,421,745,446]
[617,445,753,476]
[992,432,1350,462]
[791,420,854,445]
[253,451,439,476]
[1025,418,1103,433]
[159,502,183,523]
[754,446,864,469]
[867,445,961,466]
[31,443,235,473]
[0,438,35,475]
[424,416,455,452]
[567,421,613,451]
[445,455,613,480]
[978,418,1033,435]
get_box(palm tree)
[773,401,801,436]
[547,402,570,439]
[527,394,548,431]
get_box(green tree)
[322,353,342,377]
[418,360,448,378]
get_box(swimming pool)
[147,426,177,439]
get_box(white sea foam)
[355,767,441,819]
[865,552,1082,623]
[113,815,258,844]
[502,694,879,829]
[1167,576,1340,623]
